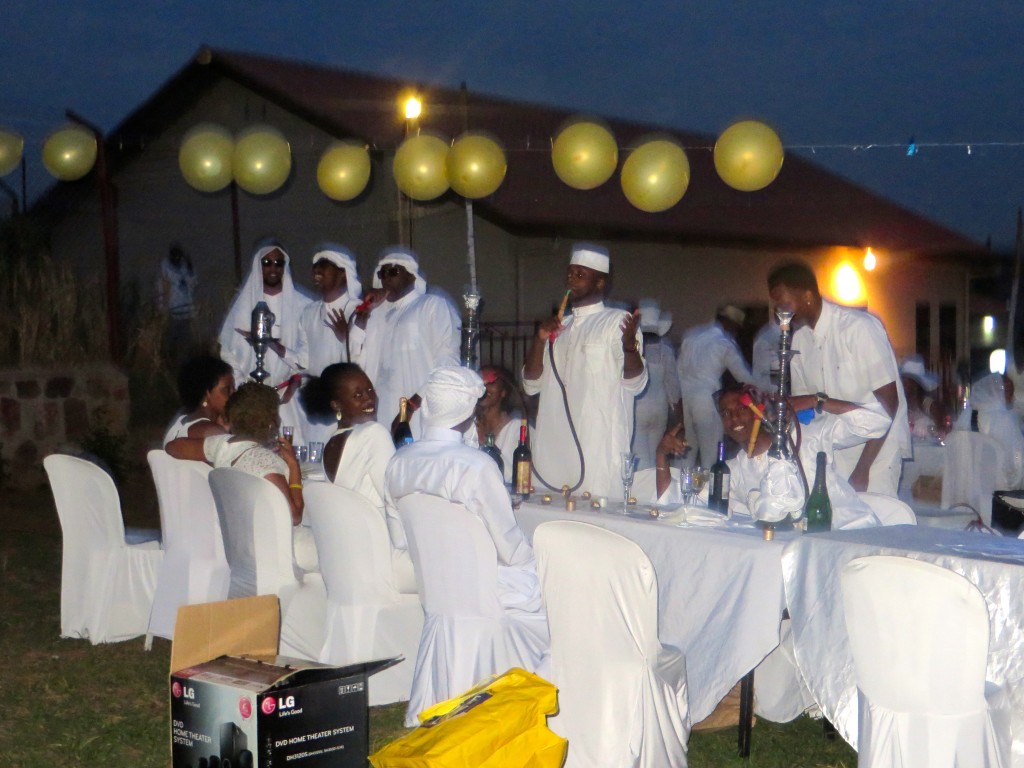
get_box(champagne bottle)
[512,419,532,500]
[804,451,833,533]
[481,432,504,476]
[709,440,730,514]
[393,396,414,448]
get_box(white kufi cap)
[569,242,610,274]
[422,366,486,429]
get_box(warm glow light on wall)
[832,261,867,305]
[863,247,876,271]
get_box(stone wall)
[0,364,129,489]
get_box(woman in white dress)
[301,362,416,592]
[162,356,234,445]
[472,365,521,483]
[166,382,317,570]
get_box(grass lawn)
[0,482,857,767]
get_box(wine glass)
[620,452,638,508]
[690,466,709,505]
[678,465,694,506]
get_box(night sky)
[4,1,1023,249]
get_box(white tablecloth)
[515,501,788,722]
[783,525,1024,766]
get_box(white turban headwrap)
[312,245,362,300]
[422,366,485,429]
[569,242,610,274]
[372,246,427,295]
[717,304,746,326]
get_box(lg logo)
[261,695,295,715]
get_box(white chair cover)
[941,431,1007,526]
[304,483,423,705]
[43,454,163,644]
[397,493,549,727]
[208,468,326,661]
[632,466,679,504]
[534,520,689,768]
[841,555,1011,768]
[857,492,917,526]
[146,451,230,642]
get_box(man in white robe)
[768,261,909,496]
[633,299,681,470]
[384,366,547,618]
[296,246,362,444]
[348,247,460,435]
[218,243,312,442]
[522,243,646,499]
[677,305,756,467]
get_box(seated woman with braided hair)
[654,383,889,528]
[166,381,318,571]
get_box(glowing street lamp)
[404,96,422,121]
[863,247,877,271]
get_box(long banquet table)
[783,525,1024,766]
[514,501,789,723]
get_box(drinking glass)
[678,466,695,506]
[281,425,294,442]
[620,452,637,508]
[296,445,308,463]
[308,441,324,463]
[690,466,709,505]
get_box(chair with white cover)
[534,520,689,768]
[940,431,1007,526]
[857,492,917,526]
[304,483,423,705]
[208,467,326,661]
[840,555,1010,768]
[396,493,549,727]
[43,454,163,644]
[146,451,231,645]
[632,467,679,504]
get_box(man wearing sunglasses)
[218,242,313,441]
[349,246,460,435]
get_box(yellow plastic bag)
[369,668,567,768]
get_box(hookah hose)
[530,295,587,494]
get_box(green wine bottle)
[804,451,833,533]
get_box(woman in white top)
[166,382,317,570]
[301,362,415,592]
[162,355,234,445]
[472,365,521,483]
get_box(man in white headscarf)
[971,372,1024,488]
[632,299,681,470]
[296,245,363,444]
[218,243,312,442]
[348,246,460,434]
[384,366,547,619]
[522,243,647,499]
[677,304,756,467]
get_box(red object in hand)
[276,373,302,391]
[354,297,374,314]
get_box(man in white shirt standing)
[767,260,908,496]
[633,299,681,470]
[522,243,646,499]
[348,247,461,435]
[218,243,312,442]
[677,305,756,467]
[296,245,363,444]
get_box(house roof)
[38,46,986,259]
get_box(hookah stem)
[530,291,585,494]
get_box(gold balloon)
[714,120,784,192]
[178,124,234,193]
[393,133,450,201]
[317,142,371,201]
[42,126,97,181]
[446,133,506,199]
[0,128,24,177]
[620,139,690,212]
[551,120,618,190]
[233,125,292,195]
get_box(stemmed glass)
[690,466,709,506]
[678,465,695,506]
[620,452,638,508]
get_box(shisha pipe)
[738,392,769,454]
[768,308,795,459]
[249,301,275,384]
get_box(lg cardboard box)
[170,596,397,768]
